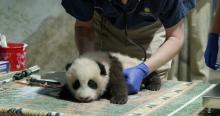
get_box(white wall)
[0,0,78,71]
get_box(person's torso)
[94,0,164,29]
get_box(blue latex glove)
[123,62,150,94]
[204,33,220,70]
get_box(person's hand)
[204,33,220,70]
[123,62,150,94]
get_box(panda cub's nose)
[79,97,92,102]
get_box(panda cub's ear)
[96,61,107,76]
[65,63,72,71]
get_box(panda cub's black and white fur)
[60,51,161,104]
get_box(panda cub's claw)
[110,95,128,104]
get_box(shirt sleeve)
[61,0,94,21]
[159,0,196,28]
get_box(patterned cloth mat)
[0,72,211,116]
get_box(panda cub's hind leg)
[142,72,161,91]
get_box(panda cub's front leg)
[108,55,128,104]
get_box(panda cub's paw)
[145,76,161,91]
[110,94,128,104]
[143,72,161,91]
[59,84,74,101]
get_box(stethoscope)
[97,0,147,62]
[123,0,147,62]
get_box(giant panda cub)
[59,51,161,104]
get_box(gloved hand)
[123,62,150,94]
[204,33,220,70]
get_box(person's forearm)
[75,20,96,54]
[145,21,184,72]
[145,36,183,72]
[211,1,220,33]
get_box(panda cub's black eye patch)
[88,80,97,89]
[72,80,80,89]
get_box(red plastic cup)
[0,43,28,71]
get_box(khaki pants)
[168,0,210,82]
[93,12,172,79]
